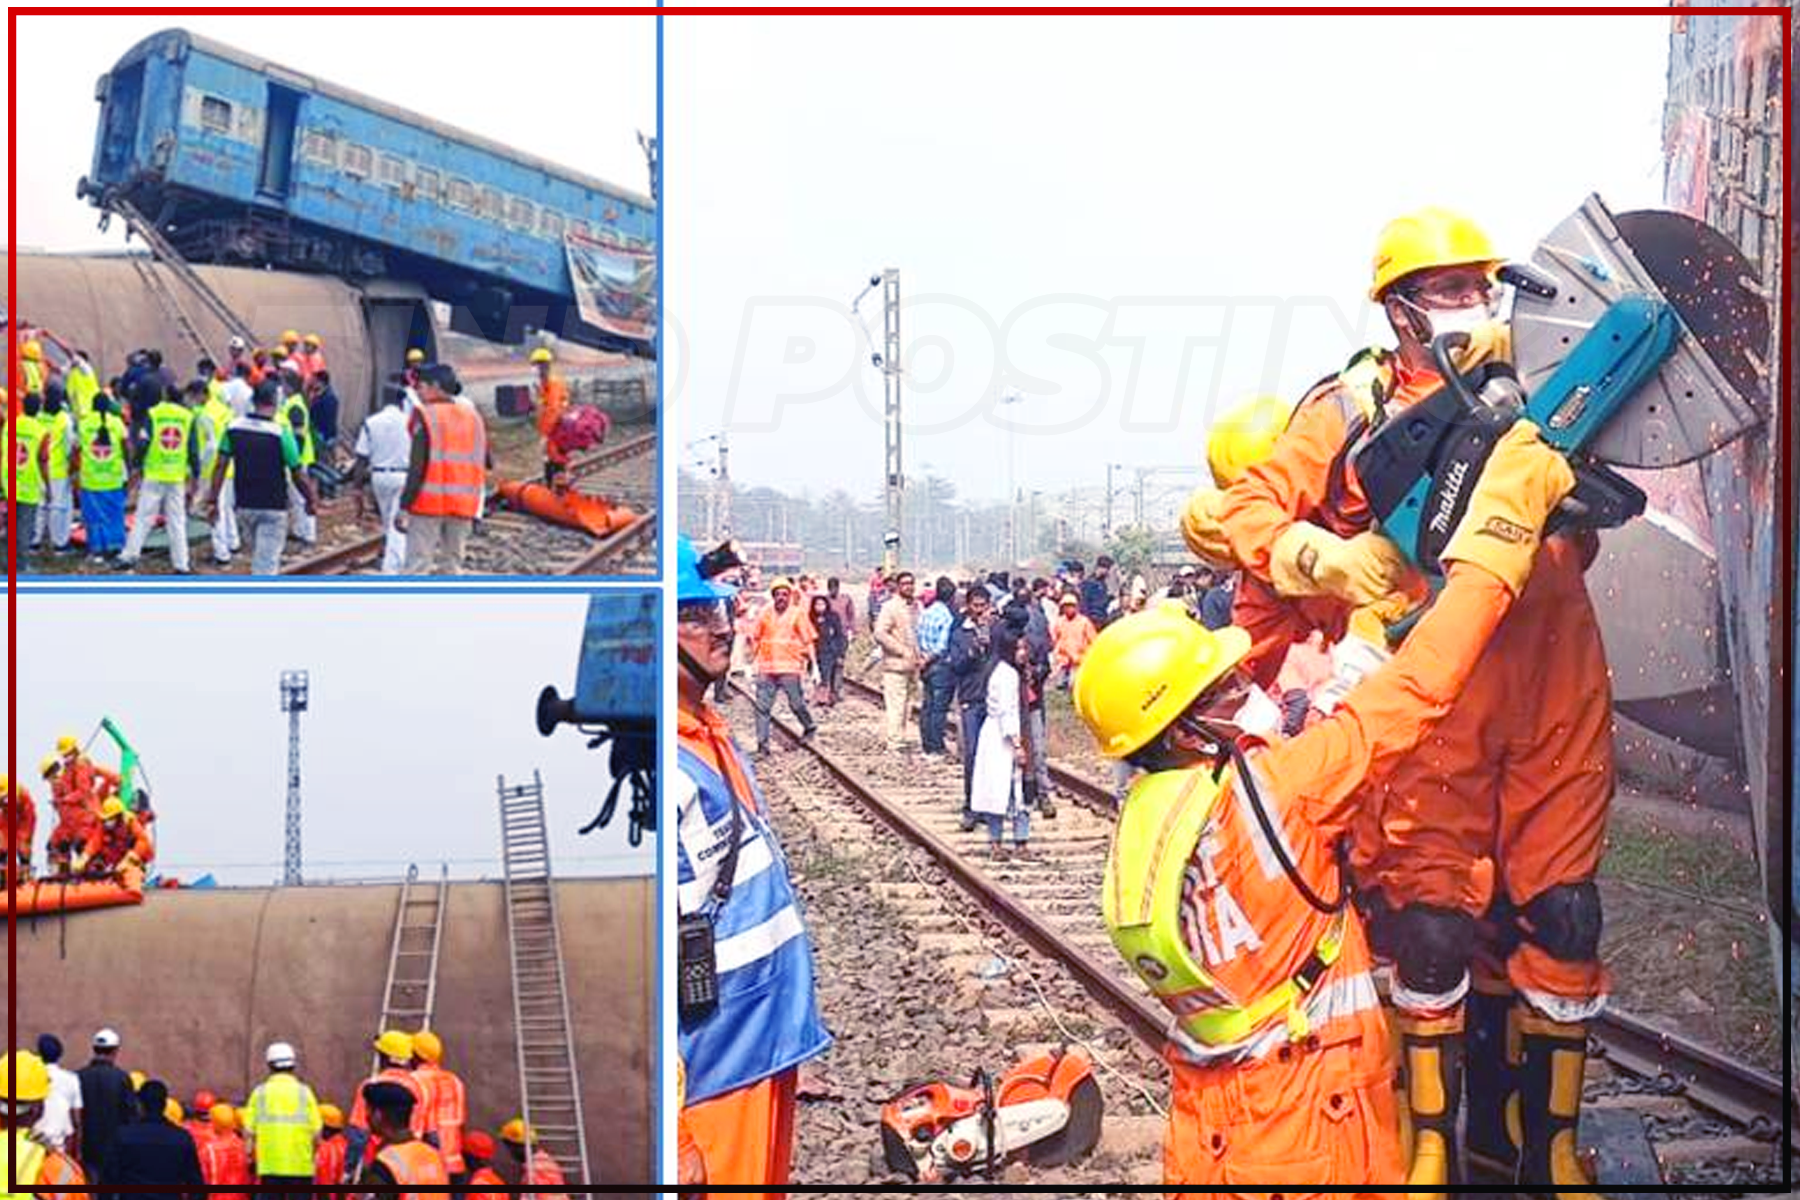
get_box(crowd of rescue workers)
[2,328,584,576]
[675,208,1627,1195]
[4,1025,571,1198]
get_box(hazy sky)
[9,592,655,886]
[6,13,657,254]
[665,13,1675,501]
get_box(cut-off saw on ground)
[879,1048,1104,1182]
[1358,193,1770,578]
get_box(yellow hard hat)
[270,345,289,360]
[21,340,42,362]
[1206,395,1290,489]
[38,755,60,779]
[405,348,425,365]
[767,576,794,594]
[130,1070,147,1091]
[100,798,126,821]
[1072,607,1251,760]
[1369,206,1499,300]
[528,347,554,365]
[303,333,322,347]
[0,1051,51,1104]
[209,1103,238,1132]
[165,1098,184,1124]
[318,1103,344,1129]
[372,1029,414,1061]
[499,1117,532,1145]
[411,1030,442,1064]
[0,775,10,794]
[56,733,78,756]
[280,330,300,344]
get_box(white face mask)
[1231,685,1285,740]
[1423,302,1495,340]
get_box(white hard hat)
[265,1041,297,1068]
[228,336,248,352]
[93,1028,121,1050]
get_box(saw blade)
[1508,194,1768,468]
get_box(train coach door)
[259,83,303,200]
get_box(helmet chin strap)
[678,645,723,687]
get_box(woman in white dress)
[970,621,1032,859]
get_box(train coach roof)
[114,28,656,214]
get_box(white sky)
[664,13,1675,501]
[5,13,657,254]
[9,592,655,886]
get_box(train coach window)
[507,197,536,231]
[414,167,441,203]
[480,186,504,221]
[539,210,565,240]
[343,143,373,179]
[301,130,337,166]
[447,178,476,212]
[379,154,407,189]
[570,220,592,242]
[200,95,233,135]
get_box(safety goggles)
[677,598,734,632]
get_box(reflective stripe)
[412,403,486,518]
[4,1130,46,1196]
[1169,969,1382,1065]
[715,904,806,973]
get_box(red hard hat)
[464,1131,496,1161]
[193,1089,218,1113]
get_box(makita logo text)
[1429,459,1469,535]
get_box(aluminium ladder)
[498,772,591,1183]
[369,863,450,1076]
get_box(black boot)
[1464,980,1521,1176]
[1515,1009,1599,1199]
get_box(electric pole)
[881,269,903,570]
[279,670,309,886]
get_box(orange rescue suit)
[536,376,570,468]
[466,1165,507,1200]
[1052,611,1098,673]
[4,783,37,868]
[521,1146,569,1200]
[411,1062,466,1173]
[1219,356,1612,1005]
[348,1067,427,1151]
[94,812,152,875]
[196,1129,252,1200]
[313,1131,348,1197]
[1159,564,1513,1194]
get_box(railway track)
[742,678,1791,1190]
[284,431,656,576]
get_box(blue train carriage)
[79,28,656,354]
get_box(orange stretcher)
[2,876,146,916]
[494,479,639,538]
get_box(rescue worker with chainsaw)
[674,536,832,1197]
[1216,208,1615,1195]
[1075,416,1577,1194]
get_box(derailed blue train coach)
[78,28,655,353]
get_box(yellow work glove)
[1450,320,1512,373]
[1439,420,1577,596]
[1268,521,1411,606]
[1180,486,1236,566]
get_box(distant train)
[77,29,655,353]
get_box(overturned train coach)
[76,28,656,354]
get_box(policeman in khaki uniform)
[1073,420,1576,1194]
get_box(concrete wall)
[5,878,653,1186]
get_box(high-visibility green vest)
[199,397,235,475]
[45,411,72,482]
[280,393,315,466]
[8,413,46,504]
[3,1129,47,1199]
[1104,768,1346,1050]
[66,366,99,423]
[76,412,128,491]
[143,401,195,484]
[246,1071,322,1176]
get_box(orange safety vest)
[313,1132,347,1193]
[410,402,486,518]
[197,1129,251,1200]
[33,1147,92,1198]
[466,1166,507,1200]
[374,1140,449,1200]
[412,1064,465,1173]
[408,1069,440,1138]
[749,602,816,676]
